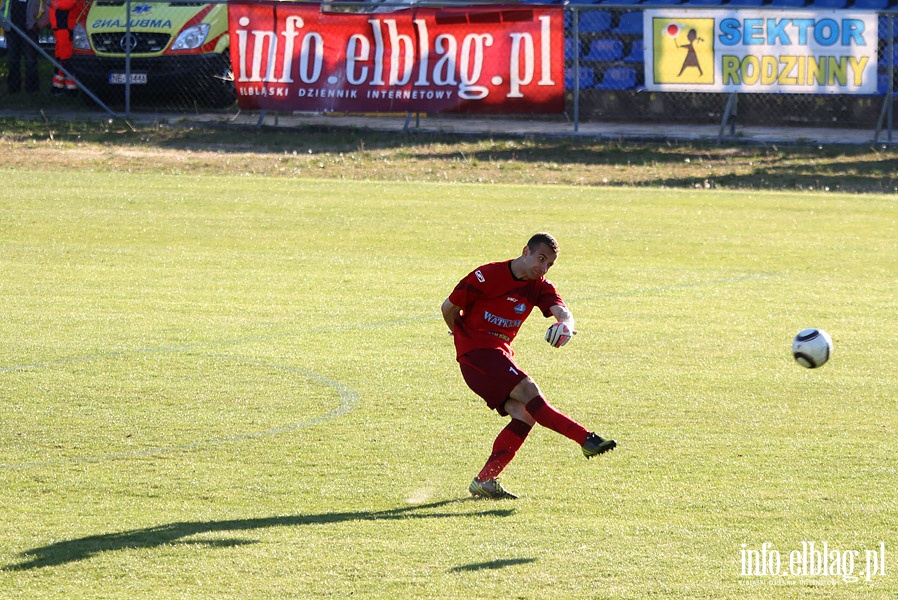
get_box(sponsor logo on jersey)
[483,311,523,329]
[514,303,527,314]
[475,269,485,283]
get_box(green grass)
[1,170,896,598]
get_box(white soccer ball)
[545,322,574,348]
[792,328,833,369]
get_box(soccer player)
[442,233,616,500]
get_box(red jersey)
[448,260,564,360]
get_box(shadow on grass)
[449,558,537,572]
[5,498,511,571]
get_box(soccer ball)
[546,322,574,348]
[792,328,833,369]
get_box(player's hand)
[545,321,575,348]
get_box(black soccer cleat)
[582,432,617,459]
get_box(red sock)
[476,419,533,481]
[525,395,589,445]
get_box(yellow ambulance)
[70,1,234,106]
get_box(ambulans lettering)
[92,18,174,29]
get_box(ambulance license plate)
[108,72,148,85]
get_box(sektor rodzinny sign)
[227,3,565,113]
[644,10,879,94]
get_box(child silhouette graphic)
[676,29,704,77]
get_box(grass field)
[1,148,897,598]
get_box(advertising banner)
[227,3,564,113]
[644,10,879,94]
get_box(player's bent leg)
[521,393,589,445]
[509,379,617,458]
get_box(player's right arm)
[441,298,463,332]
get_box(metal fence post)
[571,6,580,133]
[125,0,132,117]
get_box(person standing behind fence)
[49,0,81,95]
[2,0,51,93]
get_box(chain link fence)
[1,0,895,141]
[565,3,895,136]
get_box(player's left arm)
[545,304,576,348]
[549,304,575,332]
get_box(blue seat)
[768,0,806,6]
[579,10,612,34]
[641,0,682,4]
[613,12,643,36]
[879,44,898,67]
[564,38,580,61]
[580,10,611,33]
[878,73,893,94]
[565,67,596,89]
[726,0,765,5]
[594,67,637,90]
[810,0,846,7]
[684,0,723,5]
[624,39,644,64]
[879,17,897,40]
[855,0,889,8]
[584,39,624,61]
[594,0,641,4]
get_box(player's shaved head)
[527,232,559,254]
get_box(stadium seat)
[612,12,643,36]
[855,0,889,9]
[594,67,637,90]
[810,0,847,7]
[683,0,723,5]
[584,39,624,61]
[579,10,612,33]
[565,67,596,89]
[565,38,580,61]
[725,0,765,6]
[641,0,682,4]
[768,0,806,6]
[879,17,897,40]
[624,39,645,64]
[878,73,894,94]
[593,0,641,5]
[879,44,898,67]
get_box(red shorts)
[458,349,528,416]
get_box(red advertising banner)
[227,3,564,113]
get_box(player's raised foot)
[582,432,616,459]
[469,477,518,500]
